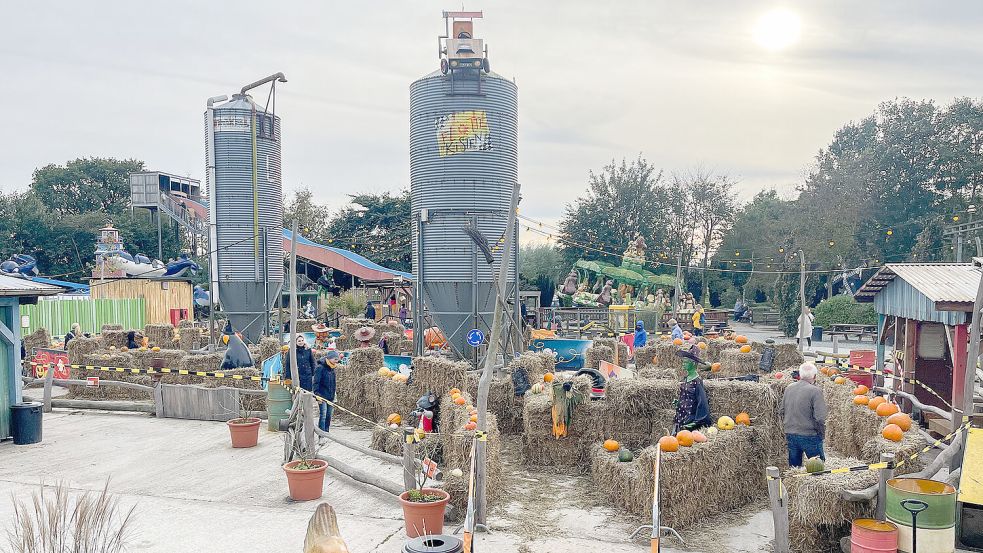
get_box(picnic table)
[825,323,876,342]
[751,308,780,327]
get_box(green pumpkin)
[805,456,825,473]
[618,448,634,462]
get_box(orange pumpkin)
[735,412,751,426]
[853,395,870,405]
[673,338,684,346]
[710,362,721,373]
[828,368,839,376]
[697,341,708,350]
[386,413,402,425]
[676,430,694,447]
[876,402,899,417]
[543,373,554,383]
[834,376,846,385]
[454,396,466,406]
[449,387,461,396]
[451,392,462,401]
[887,413,912,432]
[464,421,477,431]
[735,335,749,344]
[868,396,887,411]
[658,436,679,452]
[683,331,692,340]
[853,385,869,395]
[739,345,752,353]
[469,414,478,423]
[603,439,620,452]
[882,424,904,442]
[820,367,830,376]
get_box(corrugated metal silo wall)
[410,71,518,353]
[211,103,283,340]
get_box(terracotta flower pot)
[283,459,327,501]
[227,417,261,448]
[399,488,450,538]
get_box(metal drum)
[266,381,293,431]
[887,478,957,553]
[850,518,898,552]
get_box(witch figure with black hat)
[220,321,254,370]
[673,345,713,433]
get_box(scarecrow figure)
[551,380,585,438]
[312,322,331,350]
[353,326,375,348]
[673,346,713,433]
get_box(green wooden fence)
[19,298,146,337]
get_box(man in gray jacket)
[780,362,828,467]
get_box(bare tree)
[682,170,737,303]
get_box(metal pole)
[475,184,520,525]
[205,94,226,347]
[876,452,894,520]
[156,210,163,261]
[288,220,299,384]
[798,250,806,354]
[413,215,424,356]
[262,227,270,336]
[957,234,964,263]
[766,467,790,553]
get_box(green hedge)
[812,295,877,328]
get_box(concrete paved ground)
[0,409,774,552]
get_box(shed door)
[915,322,953,412]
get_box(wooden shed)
[89,277,194,326]
[855,261,981,432]
[1,274,62,440]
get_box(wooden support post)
[876,452,894,521]
[766,466,790,553]
[798,250,806,354]
[302,392,318,457]
[154,382,163,418]
[402,428,416,493]
[41,362,55,413]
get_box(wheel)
[481,58,490,73]
[440,58,449,74]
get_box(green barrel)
[267,381,293,431]
[887,478,956,553]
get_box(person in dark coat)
[126,331,139,350]
[313,350,340,431]
[64,323,82,348]
[284,335,317,391]
[364,302,376,320]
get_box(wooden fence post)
[402,428,416,492]
[767,466,790,553]
[42,362,54,413]
[876,452,894,520]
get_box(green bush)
[812,295,877,328]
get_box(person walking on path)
[797,306,815,348]
[633,320,647,349]
[692,304,705,336]
[669,318,684,341]
[285,335,317,392]
[313,350,340,431]
[780,362,828,467]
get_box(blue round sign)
[466,328,485,347]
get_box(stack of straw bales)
[144,323,176,348]
[653,342,683,370]
[706,338,739,363]
[785,456,877,552]
[66,336,102,365]
[591,426,767,527]
[177,327,204,351]
[717,349,762,377]
[584,345,613,370]
[521,376,602,469]
[69,352,150,401]
[751,341,804,371]
[633,345,658,369]
[22,328,50,355]
[130,348,188,371]
[438,390,502,514]
[99,329,130,349]
[593,338,629,365]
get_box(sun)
[752,9,802,51]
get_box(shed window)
[918,323,946,360]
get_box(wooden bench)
[751,309,780,327]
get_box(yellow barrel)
[886,478,956,553]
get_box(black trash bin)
[10,402,43,445]
[812,326,823,342]
[403,535,463,553]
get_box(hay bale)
[144,323,176,348]
[333,362,364,415]
[521,392,603,470]
[706,338,739,363]
[653,342,683,370]
[347,347,384,377]
[99,329,129,349]
[130,348,188,371]
[592,426,766,527]
[177,326,203,351]
[66,336,101,364]
[177,352,225,373]
[258,336,281,363]
[69,353,150,401]
[585,345,613,370]
[594,338,629,365]
[411,356,469,395]
[752,341,804,371]
[101,324,123,332]
[786,456,877,553]
[634,345,658,369]
[341,317,379,348]
[718,349,762,377]
[22,328,51,355]
[604,378,678,419]
[860,431,925,476]
[849,403,885,455]
[508,351,553,383]
[637,366,682,380]
[378,377,420,421]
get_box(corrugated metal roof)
[0,274,64,297]
[855,262,982,307]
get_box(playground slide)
[174,195,412,281]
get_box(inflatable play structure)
[0,254,39,278]
[92,223,200,280]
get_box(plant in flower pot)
[399,439,449,538]
[282,436,327,502]
[226,399,261,448]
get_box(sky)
[2,1,983,244]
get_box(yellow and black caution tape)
[895,420,972,470]
[816,357,952,409]
[30,361,264,382]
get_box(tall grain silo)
[205,74,286,341]
[410,12,519,358]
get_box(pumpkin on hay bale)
[585,345,613,370]
[848,400,886,455]
[859,425,925,476]
[591,426,766,527]
[437,391,504,514]
[633,345,658,369]
[716,348,762,378]
[785,455,878,553]
[144,323,176,348]
[370,425,442,462]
